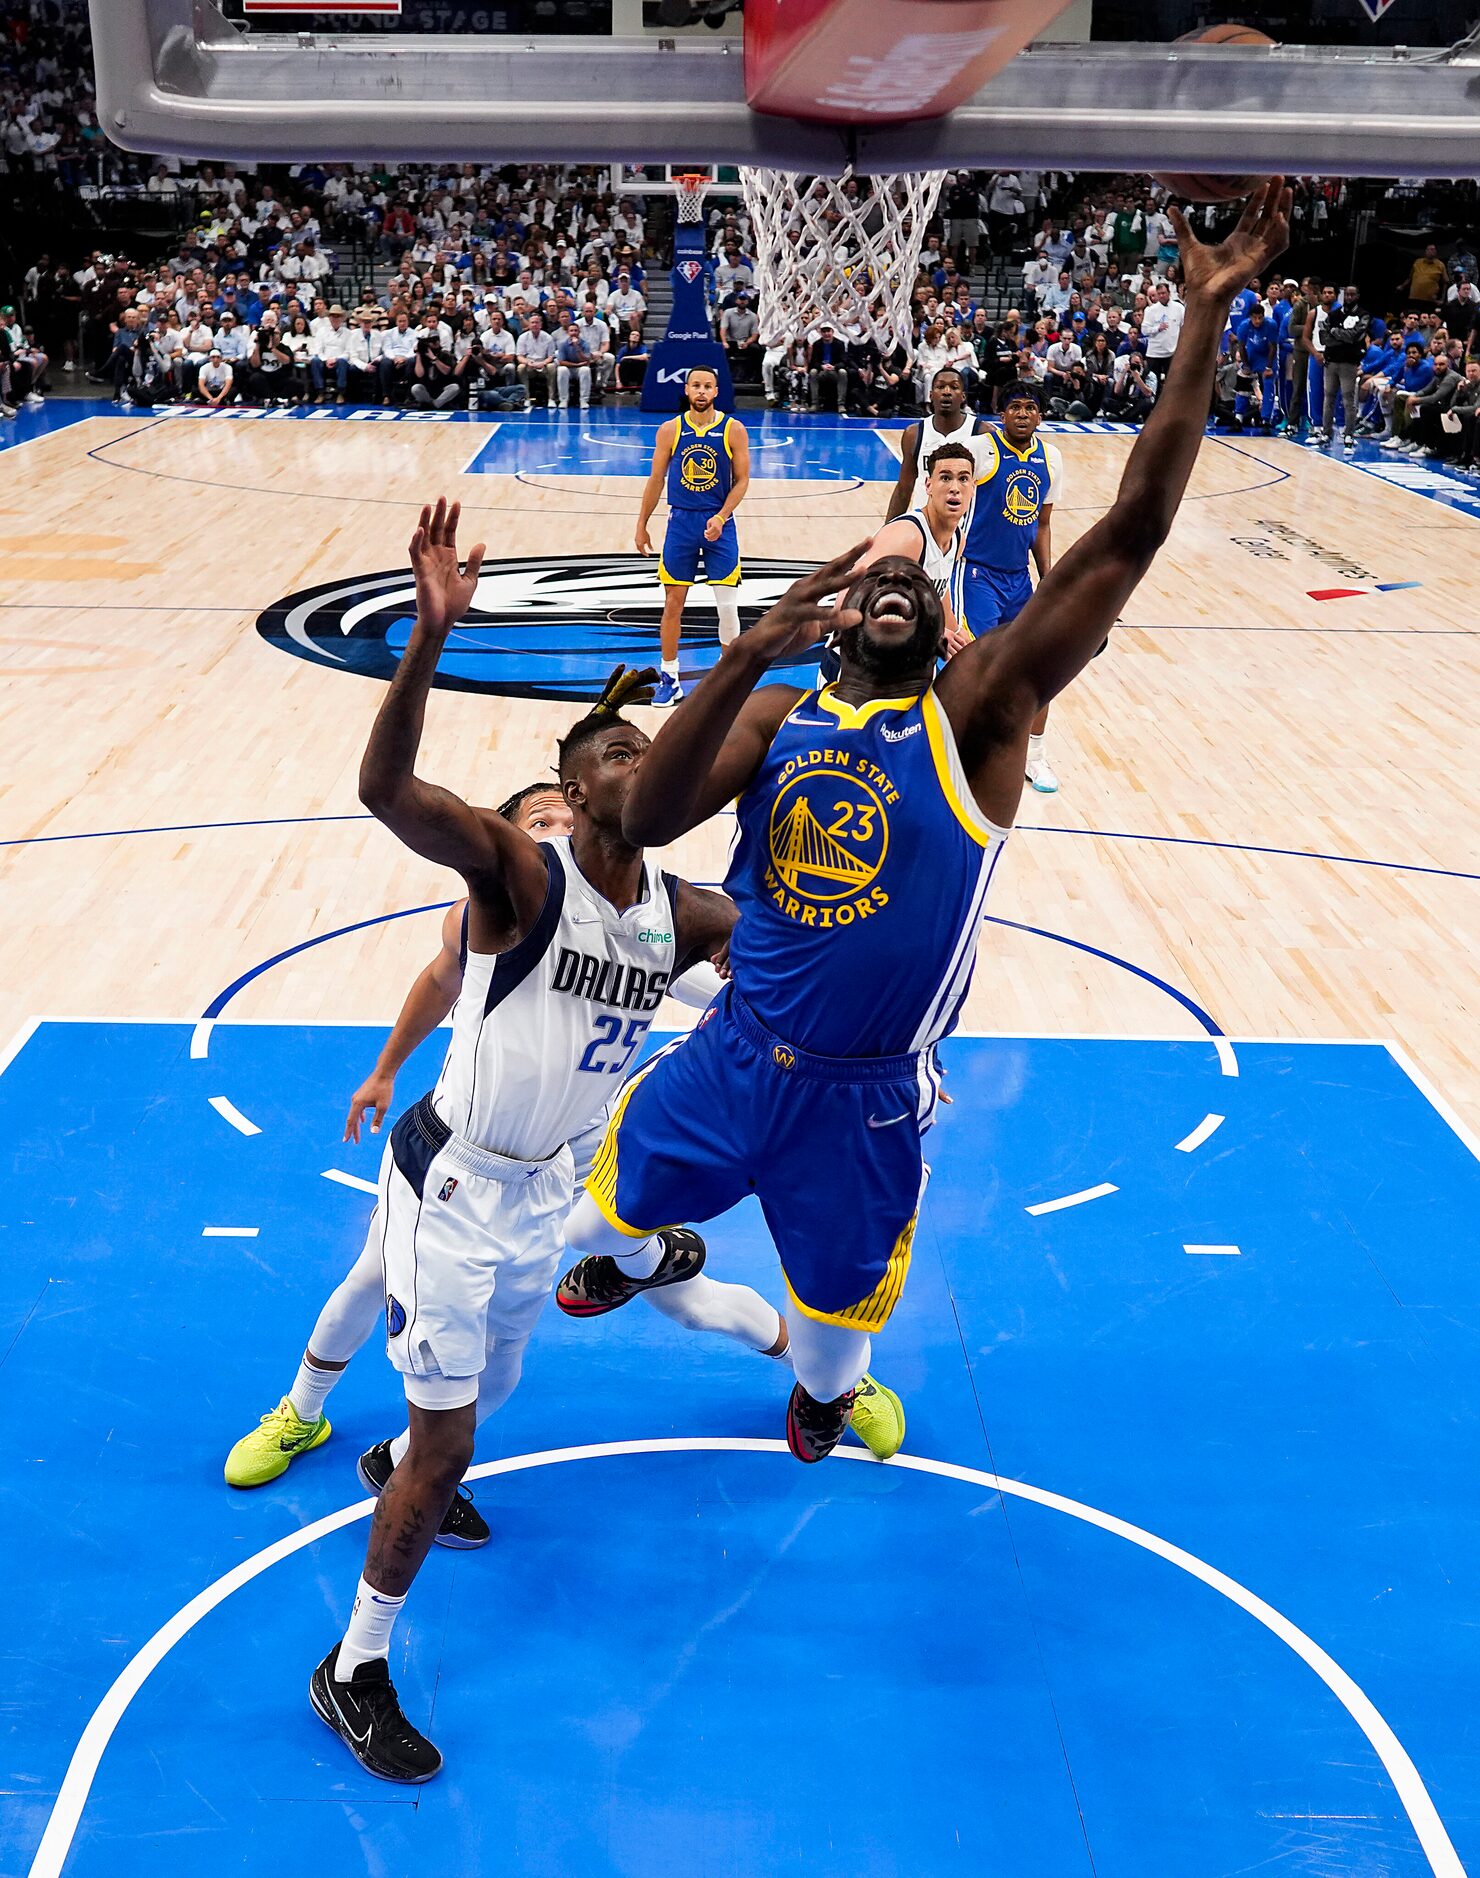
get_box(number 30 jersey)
[725,685,1010,1060]
[430,837,680,1162]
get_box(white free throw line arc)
[188,1019,213,1060]
[322,1168,379,1195]
[1176,1112,1225,1153]
[1025,1181,1119,1216]
[208,1096,260,1137]
[201,1226,259,1238]
[1184,1243,1241,1256]
[1214,1037,1239,1078]
[21,1437,1461,1878]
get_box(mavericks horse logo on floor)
[255,554,821,703]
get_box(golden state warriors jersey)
[667,410,734,512]
[725,685,1010,1059]
[963,429,1062,571]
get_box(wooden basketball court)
[2,406,1475,1130]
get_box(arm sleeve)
[666,961,725,1010]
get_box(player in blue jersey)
[635,365,751,709]
[958,381,1064,792]
[557,181,1294,1465]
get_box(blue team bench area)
[3,1018,1477,1878]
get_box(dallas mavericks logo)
[678,260,704,282]
[386,1296,406,1337]
[256,554,819,703]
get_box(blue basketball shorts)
[961,560,1033,639]
[659,509,741,587]
[585,988,933,1331]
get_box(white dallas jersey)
[910,414,996,508]
[899,505,966,622]
[430,837,679,1164]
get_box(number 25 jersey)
[725,684,1009,1059]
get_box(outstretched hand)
[745,541,869,663]
[409,496,486,638]
[1169,177,1292,303]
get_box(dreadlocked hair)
[555,664,659,780]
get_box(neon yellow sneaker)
[848,1373,905,1460]
[224,1396,331,1488]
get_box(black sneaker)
[786,1381,857,1463]
[310,1644,442,1783]
[357,1439,490,1550]
[555,1227,707,1317]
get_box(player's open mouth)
[868,589,917,623]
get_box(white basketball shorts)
[377,1095,575,1410]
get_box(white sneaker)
[62,360,76,373]
[0,402,15,420]
[23,393,44,410]
[1025,757,1059,794]
[1380,436,1406,450]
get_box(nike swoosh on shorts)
[866,1113,910,1129]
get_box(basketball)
[1152,25,1278,201]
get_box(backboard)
[90,0,1480,176]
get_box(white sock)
[714,592,741,646]
[615,1234,663,1279]
[288,1356,341,1424]
[661,657,679,680]
[388,1428,410,1468]
[1027,732,1048,768]
[337,1576,407,1678]
[643,1275,787,1355]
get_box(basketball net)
[737,167,948,359]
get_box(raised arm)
[884,422,922,521]
[937,180,1291,794]
[359,498,548,938]
[620,543,868,846]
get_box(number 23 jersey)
[725,684,1010,1059]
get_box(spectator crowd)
[2,0,1476,463]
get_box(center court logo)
[256,554,820,704]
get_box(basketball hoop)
[673,172,713,226]
[738,166,947,360]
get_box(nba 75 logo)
[678,260,704,282]
[438,1177,459,1202]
